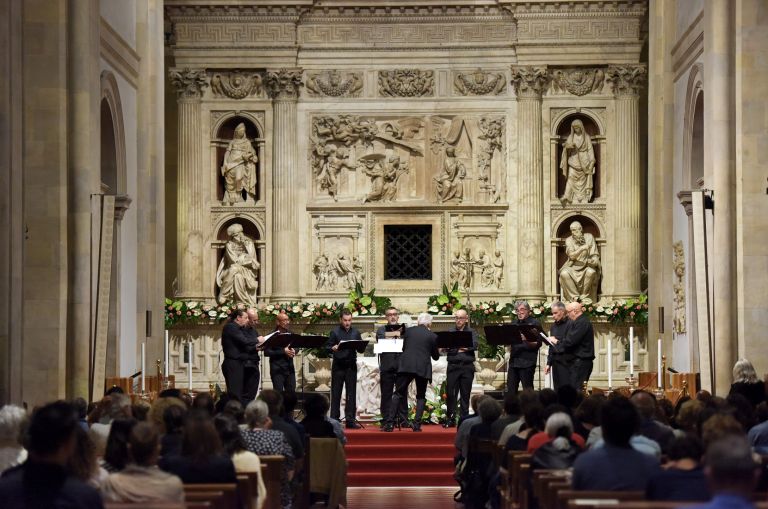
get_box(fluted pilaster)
[606,65,646,298]
[170,68,207,297]
[266,69,303,300]
[511,66,549,300]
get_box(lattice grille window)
[384,225,432,280]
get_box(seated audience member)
[527,405,585,453]
[72,398,89,432]
[726,393,758,432]
[675,399,704,437]
[630,390,675,453]
[490,393,521,441]
[0,405,28,474]
[101,418,137,472]
[89,393,132,456]
[148,395,185,434]
[701,414,743,449]
[158,410,238,484]
[574,394,605,442]
[192,392,215,416]
[258,390,305,461]
[281,390,306,437]
[300,393,337,440]
[646,435,709,501]
[101,422,184,503]
[572,397,660,490]
[160,404,186,458]
[747,402,768,453]
[498,390,540,446]
[0,401,104,508]
[222,399,246,426]
[505,403,544,456]
[69,426,109,488]
[463,399,503,509]
[456,394,492,459]
[213,414,266,509]
[242,399,295,509]
[531,412,582,470]
[729,358,766,408]
[691,435,760,509]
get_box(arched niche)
[552,214,604,299]
[553,112,602,202]
[212,217,265,303]
[212,114,263,204]
[683,64,704,189]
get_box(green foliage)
[427,282,463,315]
[346,283,392,316]
[477,334,504,360]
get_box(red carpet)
[345,425,458,487]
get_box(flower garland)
[164,299,343,328]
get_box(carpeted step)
[348,471,458,487]
[348,457,455,474]
[346,443,456,458]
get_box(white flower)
[352,311,359,317]
[292,305,300,313]
[361,308,368,314]
[208,310,217,317]
[441,404,447,410]
[266,304,275,311]
[308,304,316,311]
[496,304,503,312]
[272,310,279,315]
[428,306,439,313]
[186,301,198,309]
[596,306,605,313]
[302,310,311,318]
[481,303,488,310]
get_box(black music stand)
[484,325,525,395]
[435,330,474,350]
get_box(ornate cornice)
[265,68,303,100]
[169,68,208,99]
[606,64,647,97]
[510,65,550,98]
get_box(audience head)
[726,393,757,431]
[522,403,545,433]
[303,393,330,419]
[162,402,187,435]
[104,418,138,471]
[192,392,215,417]
[538,388,558,409]
[732,358,759,384]
[182,410,224,463]
[158,388,183,399]
[702,413,743,448]
[675,399,703,433]
[705,435,759,495]
[105,386,125,396]
[258,390,284,417]
[470,394,491,415]
[600,396,639,447]
[26,401,79,464]
[0,405,28,446]
[545,412,574,450]
[71,398,88,421]
[282,390,299,418]
[630,390,658,420]
[502,392,521,418]
[245,399,271,428]
[574,394,605,428]
[128,422,161,467]
[556,385,581,410]
[478,398,502,424]
[657,398,674,425]
[222,399,245,424]
[131,400,151,422]
[214,414,247,456]
[417,312,433,327]
[67,426,99,482]
[667,434,703,463]
[106,393,132,421]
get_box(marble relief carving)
[313,253,361,291]
[449,247,504,291]
[477,117,505,203]
[454,69,506,96]
[210,71,263,99]
[559,221,601,303]
[434,147,467,203]
[221,123,258,205]
[169,68,208,98]
[216,223,260,306]
[673,241,686,334]
[264,69,303,99]
[378,69,434,97]
[306,70,363,97]
[550,68,605,96]
[510,66,550,97]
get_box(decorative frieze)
[169,68,208,99]
[305,70,363,98]
[510,66,550,98]
[606,65,647,97]
[454,70,507,96]
[378,69,434,98]
[550,68,606,96]
[210,71,263,99]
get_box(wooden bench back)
[556,490,644,509]
[259,455,285,509]
[184,483,238,509]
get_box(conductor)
[264,311,296,392]
[221,309,262,403]
[382,313,439,433]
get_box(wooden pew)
[531,469,572,509]
[259,455,285,509]
[237,471,264,509]
[600,502,768,509]
[105,504,185,509]
[556,490,644,509]
[184,483,239,509]
[507,453,532,509]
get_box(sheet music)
[374,339,404,354]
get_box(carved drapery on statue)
[560,119,596,205]
[216,223,260,306]
[673,241,686,334]
[221,123,258,205]
[434,147,466,203]
[559,221,601,303]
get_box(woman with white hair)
[0,405,27,473]
[729,358,766,407]
[530,412,582,470]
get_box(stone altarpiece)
[165,0,649,391]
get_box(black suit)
[546,318,572,390]
[221,321,260,403]
[507,316,542,393]
[328,325,364,422]
[377,324,407,422]
[264,328,296,392]
[559,313,595,389]
[445,325,478,423]
[386,325,439,427]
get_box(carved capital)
[378,69,434,97]
[169,68,208,99]
[510,66,550,98]
[606,64,647,97]
[677,190,693,217]
[265,69,303,100]
[114,194,132,221]
[210,71,263,99]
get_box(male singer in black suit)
[376,306,407,425]
[242,308,265,402]
[382,313,440,432]
[264,311,296,392]
[328,309,365,429]
[544,301,571,390]
[443,308,479,427]
[221,308,262,403]
[507,300,542,393]
[548,302,595,389]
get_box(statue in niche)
[332,254,357,290]
[353,256,365,286]
[492,250,504,289]
[313,254,331,290]
[478,117,504,203]
[216,223,260,306]
[318,145,355,201]
[449,250,465,289]
[559,119,596,205]
[559,221,601,303]
[477,249,495,288]
[434,147,466,203]
[673,241,686,334]
[221,123,258,205]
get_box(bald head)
[246,308,259,325]
[566,302,583,320]
[454,308,469,329]
[276,312,290,330]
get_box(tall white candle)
[164,330,169,377]
[188,341,193,391]
[607,338,612,388]
[141,342,146,392]
[629,327,635,375]
[657,338,662,387]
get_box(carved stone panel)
[450,214,505,292]
[673,241,686,334]
[305,70,363,97]
[210,71,263,99]
[453,69,506,96]
[169,68,208,99]
[550,68,606,96]
[310,215,366,294]
[378,69,434,97]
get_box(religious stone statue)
[221,123,258,205]
[434,147,466,203]
[559,119,596,205]
[459,247,477,289]
[559,221,601,303]
[382,154,409,202]
[216,223,260,306]
[313,253,331,290]
[477,249,495,288]
[359,154,387,203]
[672,241,686,334]
[318,145,355,201]
[332,254,357,290]
[449,250,464,288]
[492,250,504,289]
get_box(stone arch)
[212,112,264,203]
[553,214,604,299]
[683,64,704,189]
[552,109,604,201]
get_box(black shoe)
[412,423,422,432]
[346,422,362,430]
[381,424,394,432]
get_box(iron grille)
[384,225,432,280]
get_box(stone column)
[705,0,735,396]
[606,65,647,299]
[266,69,303,301]
[170,69,207,298]
[510,66,549,301]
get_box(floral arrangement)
[411,380,450,424]
[466,300,510,324]
[427,282,464,315]
[517,294,650,325]
[164,299,343,327]
[476,334,505,360]
[347,283,391,316]
[164,299,233,328]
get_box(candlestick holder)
[624,374,638,391]
[653,355,667,399]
